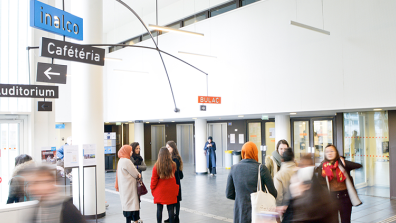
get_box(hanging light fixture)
[148,24,204,36]
[290,21,330,35]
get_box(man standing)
[204,136,217,176]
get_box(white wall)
[55,123,72,148]
[99,0,396,122]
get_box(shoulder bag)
[250,164,278,223]
[137,178,148,196]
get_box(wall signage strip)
[198,96,221,104]
[0,84,59,98]
[30,0,84,40]
[40,37,105,66]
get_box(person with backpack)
[7,154,34,204]
[151,147,179,223]
[226,141,277,223]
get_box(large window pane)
[293,121,309,163]
[210,2,237,17]
[184,12,207,26]
[241,0,260,6]
[248,123,262,162]
[313,120,333,165]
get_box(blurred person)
[204,136,217,175]
[151,147,179,223]
[290,154,337,223]
[316,144,362,223]
[56,136,72,160]
[274,148,297,222]
[266,140,290,178]
[165,141,184,223]
[26,165,86,223]
[226,141,277,223]
[130,142,147,174]
[7,154,34,204]
[115,145,142,223]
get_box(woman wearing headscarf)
[226,142,277,223]
[115,145,142,223]
[204,136,216,175]
[7,154,34,203]
[266,139,289,178]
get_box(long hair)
[324,144,340,163]
[166,141,183,171]
[155,147,175,179]
[276,139,289,152]
[130,142,140,156]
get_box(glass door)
[292,118,334,165]
[247,120,276,164]
[248,122,262,162]
[0,121,23,204]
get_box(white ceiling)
[103,0,181,33]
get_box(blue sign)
[55,124,65,129]
[30,0,83,40]
[51,147,57,151]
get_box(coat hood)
[12,160,35,177]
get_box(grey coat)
[117,158,140,211]
[226,159,277,223]
[130,156,147,173]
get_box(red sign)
[198,96,221,104]
[0,177,2,183]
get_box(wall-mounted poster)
[230,134,236,144]
[64,145,79,168]
[239,134,244,144]
[41,147,57,164]
[83,144,97,166]
[269,128,275,138]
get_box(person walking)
[316,144,362,223]
[7,154,34,204]
[130,142,147,174]
[273,148,297,222]
[151,147,179,223]
[204,136,216,175]
[226,141,277,223]
[165,141,184,223]
[266,139,289,178]
[115,145,142,223]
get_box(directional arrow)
[44,67,61,80]
[41,104,49,110]
[38,101,52,112]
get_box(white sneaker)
[138,219,143,223]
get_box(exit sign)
[198,96,221,104]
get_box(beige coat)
[265,156,279,178]
[274,161,297,206]
[117,158,140,211]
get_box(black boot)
[164,219,170,223]
[175,216,180,223]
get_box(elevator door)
[0,121,23,204]
[176,124,194,164]
[151,125,165,161]
[208,123,227,167]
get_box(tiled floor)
[91,162,396,223]
[357,186,390,198]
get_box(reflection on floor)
[357,186,390,198]
[91,162,396,223]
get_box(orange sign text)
[198,96,221,104]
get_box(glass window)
[344,111,389,198]
[167,22,181,29]
[248,122,262,162]
[210,2,237,17]
[184,12,207,26]
[142,31,158,41]
[125,36,140,45]
[313,120,333,165]
[265,122,276,158]
[241,0,260,6]
[293,121,310,163]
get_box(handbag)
[137,178,148,196]
[250,165,278,223]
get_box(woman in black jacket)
[7,154,34,204]
[130,142,147,174]
[166,141,184,223]
[316,144,362,223]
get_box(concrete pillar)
[134,121,144,159]
[71,0,104,217]
[195,119,207,173]
[275,115,291,146]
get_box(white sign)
[64,145,79,168]
[230,134,235,144]
[83,144,97,166]
[239,134,244,144]
[269,128,275,138]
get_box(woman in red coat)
[151,147,179,223]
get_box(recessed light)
[146,122,150,124]
[219,118,222,119]
[238,115,244,118]
[159,120,164,121]
[128,121,133,122]
[105,122,110,124]
[374,108,382,111]
[192,118,197,120]
[171,121,175,122]
[290,113,297,115]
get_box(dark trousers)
[331,190,352,223]
[157,203,175,223]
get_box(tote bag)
[251,165,278,223]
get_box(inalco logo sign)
[30,0,83,40]
[40,37,105,66]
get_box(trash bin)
[232,151,241,165]
[225,150,233,169]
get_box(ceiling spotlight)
[290,113,297,115]
[192,118,197,120]
[238,115,244,118]
[148,24,204,36]
[171,121,175,122]
[105,122,110,124]
[128,121,133,122]
[374,108,382,111]
[146,122,150,124]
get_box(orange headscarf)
[115,145,132,191]
[241,141,258,162]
